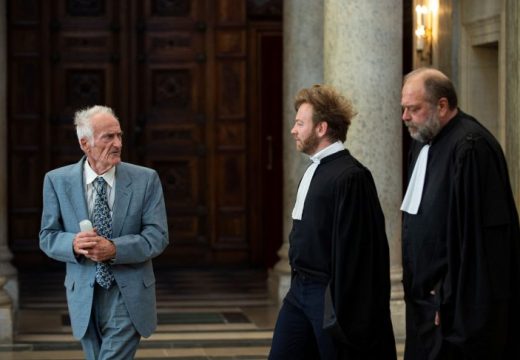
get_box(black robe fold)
[331,156,397,360]
[290,150,396,359]
[402,110,520,360]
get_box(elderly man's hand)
[85,236,116,262]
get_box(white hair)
[74,105,118,144]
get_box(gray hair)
[74,105,118,144]
[403,67,458,110]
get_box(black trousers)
[269,272,338,360]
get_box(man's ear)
[437,97,450,117]
[316,121,328,137]
[79,138,89,153]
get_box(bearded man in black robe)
[401,67,520,360]
[268,84,396,360]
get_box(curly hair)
[294,84,356,143]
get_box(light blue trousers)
[80,284,141,360]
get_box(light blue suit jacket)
[39,157,169,339]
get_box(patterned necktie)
[93,177,115,289]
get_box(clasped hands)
[73,229,116,262]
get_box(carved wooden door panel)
[7,0,253,268]
[130,0,250,266]
[131,0,210,265]
[210,1,250,265]
[7,0,128,268]
[46,0,128,168]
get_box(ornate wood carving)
[246,0,282,20]
[66,0,105,17]
[217,62,246,118]
[67,70,105,107]
[152,70,191,110]
[10,0,40,22]
[152,0,190,17]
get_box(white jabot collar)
[309,141,345,164]
[401,144,430,215]
[292,141,345,220]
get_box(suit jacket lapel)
[65,157,89,228]
[112,163,132,237]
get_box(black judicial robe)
[289,150,396,360]
[402,110,520,360]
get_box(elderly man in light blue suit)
[40,105,169,360]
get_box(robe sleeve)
[443,134,520,358]
[330,167,396,359]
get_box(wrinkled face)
[401,79,441,143]
[291,103,320,155]
[81,113,123,174]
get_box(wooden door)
[7,0,129,267]
[130,1,212,265]
[248,22,283,269]
[7,0,270,268]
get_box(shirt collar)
[309,141,345,163]
[84,160,116,188]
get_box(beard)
[296,129,321,155]
[406,109,441,143]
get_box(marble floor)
[1,269,404,359]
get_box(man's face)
[291,103,320,155]
[401,79,441,143]
[81,113,123,174]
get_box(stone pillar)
[0,277,13,343]
[269,0,324,304]
[505,0,520,206]
[324,0,405,339]
[0,0,19,316]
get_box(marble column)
[269,0,324,303]
[0,1,14,341]
[0,277,13,343]
[0,0,18,317]
[505,0,520,206]
[324,0,405,339]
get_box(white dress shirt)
[83,161,116,219]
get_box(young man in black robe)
[268,84,396,360]
[401,67,520,360]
